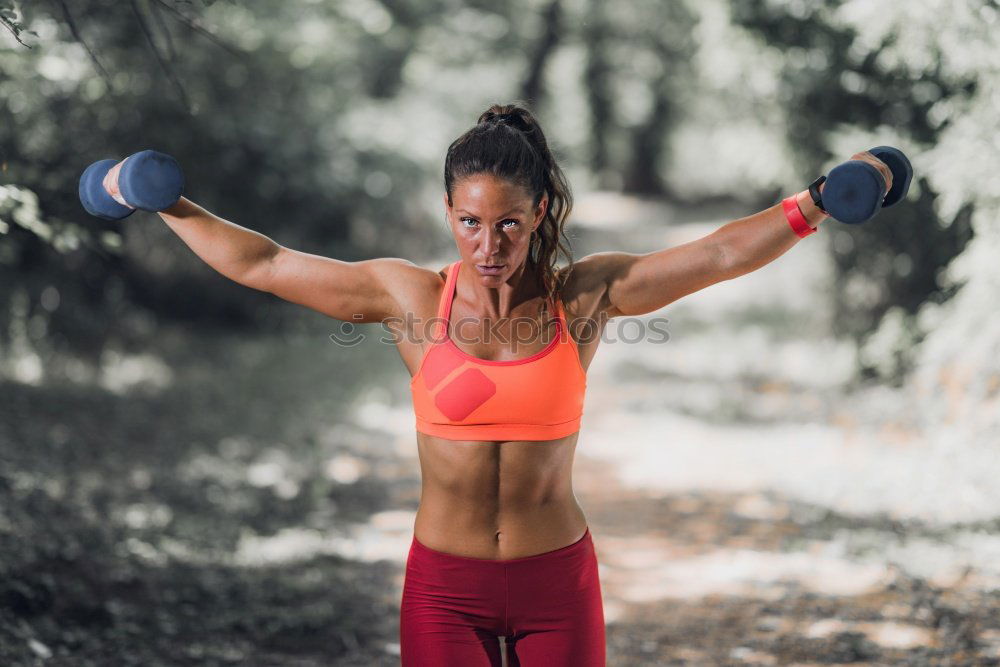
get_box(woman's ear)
[443,192,453,226]
[535,194,548,223]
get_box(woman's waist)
[413,494,587,560]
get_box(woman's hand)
[796,150,894,226]
[846,150,894,195]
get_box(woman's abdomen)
[413,433,587,560]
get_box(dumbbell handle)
[102,157,136,210]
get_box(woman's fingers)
[851,150,893,193]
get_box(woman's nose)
[481,227,502,254]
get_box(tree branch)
[0,17,31,47]
[131,0,191,112]
[149,0,241,57]
[51,0,114,90]
[150,0,177,63]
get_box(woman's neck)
[458,260,546,320]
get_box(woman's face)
[444,172,548,284]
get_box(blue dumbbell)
[818,146,913,225]
[79,150,184,220]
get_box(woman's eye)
[459,218,518,228]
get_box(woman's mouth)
[476,264,506,276]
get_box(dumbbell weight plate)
[869,145,912,208]
[118,150,184,212]
[822,159,886,225]
[79,158,136,221]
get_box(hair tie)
[493,112,520,127]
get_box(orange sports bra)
[410,260,587,442]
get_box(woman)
[141,102,891,666]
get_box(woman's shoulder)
[366,257,445,287]
[556,253,622,322]
[367,258,447,318]
[557,255,608,300]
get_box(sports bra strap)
[432,261,461,341]
[554,298,570,343]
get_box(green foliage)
[0,0,36,47]
[0,185,116,254]
[583,0,700,194]
[729,0,977,383]
[0,0,444,365]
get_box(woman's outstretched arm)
[157,197,280,288]
[157,197,423,323]
[584,151,895,318]
[705,189,831,277]
[573,191,825,318]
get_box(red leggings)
[399,527,606,666]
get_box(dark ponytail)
[444,101,574,307]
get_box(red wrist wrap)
[782,196,817,238]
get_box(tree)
[729,0,975,384]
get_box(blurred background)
[1,0,998,664]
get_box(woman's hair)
[444,101,574,306]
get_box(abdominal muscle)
[412,430,589,560]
